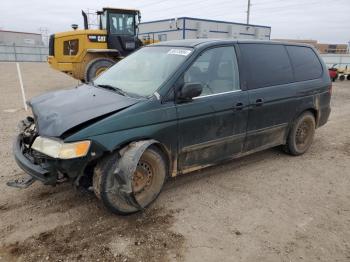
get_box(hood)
[54,29,106,38]
[29,84,140,137]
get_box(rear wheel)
[93,147,166,215]
[284,112,316,156]
[339,75,345,81]
[85,58,115,83]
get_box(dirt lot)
[0,62,349,262]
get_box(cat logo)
[88,35,107,43]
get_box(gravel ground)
[0,62,349,262]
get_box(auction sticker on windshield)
[167,49,192,56]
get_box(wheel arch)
[302,108,318,125]
[115,138,172,178]
[99,139,169,211]
[285,107,318,143]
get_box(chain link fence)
[0,44,48,62]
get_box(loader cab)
[98,8,142,56]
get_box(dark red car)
[328,68,338,82]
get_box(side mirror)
[178,82,203,102]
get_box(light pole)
[246,0,251,24]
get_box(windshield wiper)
[95,84,127,96]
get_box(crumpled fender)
[113,139,158,210]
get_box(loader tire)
[85,58,115,83]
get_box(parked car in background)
[328,67,338,82]
[329,63,350,81]
[10,39,331,215]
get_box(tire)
[93,147,166,215]
[347,75,350,81]
[284,112,316,156]
[339,75,345,81]
[84,58,115,83]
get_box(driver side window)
[184,46,240,97]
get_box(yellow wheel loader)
[47,8,142,82]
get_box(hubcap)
[95,67,107,77]
[132,161,153,195]
[296,120,312,149]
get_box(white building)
[0,30,43,46]
[138,17,271,43]
[0,30,47,62]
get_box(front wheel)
[93,147,166,215]
[84,58,115,83]
[284,112,316,156]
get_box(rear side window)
[286,46,323,81]
[239,44,293,89]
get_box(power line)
[137,0,347,25]
[145,0,249,21]
[142,0,243,14]
[252,0,284,6]
[252,0,343,12]
[199,0,333,20]
[138,0,172,8]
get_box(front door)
[176,46,249,173]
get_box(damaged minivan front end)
[10,116,102,188]
[9,84,142,189]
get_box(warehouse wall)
[184,18,270,40]
[138,17,271,42]
[139,18,183,42]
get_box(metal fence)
[0,44,48,62]
[320,54,350,67]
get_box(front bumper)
[12,133,104,187]
[13,135,55,185]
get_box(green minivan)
[10,39,331,214]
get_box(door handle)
[255,98,264,106]
[234,102,244,110]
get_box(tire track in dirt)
[1,205,185,262]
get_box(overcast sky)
[1,0,349,43]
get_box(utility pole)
[246,0,251,24]
[39,27,49,46]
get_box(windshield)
[93,46,193,97]
[109,13,135,35]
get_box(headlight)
[31,137,90,159]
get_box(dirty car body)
[11,39,331,214]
